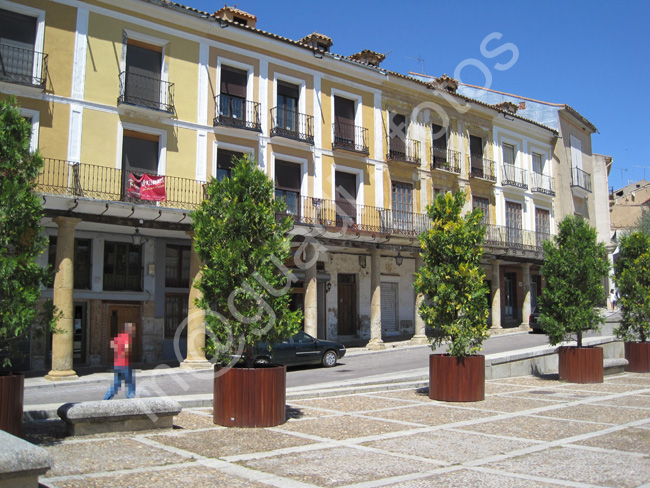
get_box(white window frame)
[273,73,306,117]
[116,122,167,175]
[271,153,308,216]
[20,108,39,154]
[331,164,364,223]
[331,88,363,147]
[211,141,254,179]
[216,57,255,102]
[121,30,170,107]
[570,135,583,171]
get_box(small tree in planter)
[415,191,489,402]
[613,231,650,372]
[539,216,609,383]
[191,155,302,427]
[0,97,54,436]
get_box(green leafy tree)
[539,216,609,347]
[613,231,650,342]
[415,191,489,357]
[191,155,302,368]
[636,208,650,237]
[0,97,52,368]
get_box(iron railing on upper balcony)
[484,224,551,253]
[118,72,175,114]
[332,122,369,154]
[571,167,592,193]
[387,138,421,164]
[270,107,314,143]
[0,44,48,88]
[531,172,555,196]
[36,158,205,210]
[470,156,497,182]
[430,148,461,174]
[214,94,261,132]
[502,163,528,190]
[276,196,430,237]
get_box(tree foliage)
[0,96,51,368]
[415,191,489,357]
[191,156,302,367]
[613,231,650,342]
[539,216,609,347]
[636,208,650,237]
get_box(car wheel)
[322,350,337,368]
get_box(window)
[392,182,413,231]
[335,171,357,225]
[389,113,406,158]
[233,15,248,25]
[472,197,490,224]
[532,152,543,174]
[0,8,38,85]
[124,41,163,110]
[122,130,159,174]
[334,96,355,147]
[535,208,551,243]
[165,245,190,288]
[570,135,583,171]
[48,237,92,290]
[432,123,447,162]
[103,242,142,291]
[216,149,243,181]
[502,143,515,166]
[275,160,301,215]
[470,135,484,176]
[277,81,299,132]
[220,66,247,121]
[505,202,523,246]
[165,294,188,338]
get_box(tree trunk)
[576,330,583,348]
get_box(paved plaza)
[25,372,650,488]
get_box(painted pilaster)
[368,248,384,349]
[71,7,89,100]
[490,259,502,329]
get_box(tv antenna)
[634,165,650,180]
[407,56,425,74]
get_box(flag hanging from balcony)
[127,173,167,201]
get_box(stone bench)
[57,398,182,436]
[0,430,51,488]
[604,357,628,375]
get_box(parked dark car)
[255,331,346,367]
[529,306,543,333]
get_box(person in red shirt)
[104,322,136,400]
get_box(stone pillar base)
[408,334,429,346]
[367,340,385,351]
[179,359,213,370]
[45,370,78,381]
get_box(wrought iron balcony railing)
[270,107,314,143]
[0,44,48,88]
[571,167,592,193]
[430,148,461,173]
[484,224,551,253]
[214,94,261,132]
[470,156,497,182]
[277,196,430,237]
[531,172,555,196]
[332,122,369,154]
[502,163,528,189]
[118,72,174,114]
[387,138,421,164]
[36,158,204,210]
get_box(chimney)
[299,32,333,53]
[214,4,257,28]
[494,101,519,114]
[349,50,385,67]
[434,74,458,93]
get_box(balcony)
[36,158,204,210]
[270,107,314,143]
[470,156,497,182]
[485,224,551,253]
[430,148,461,174]
[332,122,369,154]
[531,172,555,196]
[118,72,174,114]
[571,167,592,194]
[0,44,48,89]
[387,138,421,164]
[277,196,430,237]
[502,163,528,190]
[214,94,261,132]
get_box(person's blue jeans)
[104,365,136,400]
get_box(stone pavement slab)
[26,373,650,488]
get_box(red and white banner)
[127,173,167,201]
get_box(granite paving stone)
[485,445,650,488]
[557,382,647,393]
[368,388,431,403]
[572,427,650,454]
[488,377,564,388]
[291,394,416,413]
[606,374,650,386]
[381,468,563,487]
[276,413,412,440]
[172,410,218,430]
[537,403,650,424]
[506,388,608,402]
[367,404,497,426]
[593,394,650,409]
[446,394,564,412]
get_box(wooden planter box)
[0,373,24,437]
[213,365,286,428]
[429,354,485,402]
[625,342,650,373]
[558,346,603,383]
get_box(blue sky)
[188,0,649,192]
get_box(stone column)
[46,217,81,381]
[304,243,318,337]
[410,253,428,345]
[180,232,211,369]
[490,259,502,329]
[521,263,532,330]
[368,248,384,349]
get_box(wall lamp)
[395,251,403,267]
[358,255,366,269]
[133,228,147,246]
[326,282,332,293]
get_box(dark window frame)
[165,244,191,289]
[103,241,143,292]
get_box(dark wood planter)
[624,342,650,373]
[213,364,286,428]
[0,373,24,438]
[429,354,485,402]
[558,346,603,383]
